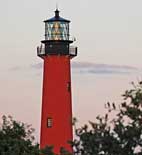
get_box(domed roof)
[44,9,70,23]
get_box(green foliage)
[40,145,55,155]
[0,115,39,155]
[40,145,72,155]
[0,116,72,155]
[72,81,142,155]
[60,147,72,155]
[2,81,142,155]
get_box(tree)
[40,145,72,155]
[2,81,142,155]
[72,81,142,155]
[0,115,72,155]
[0,115,39,155]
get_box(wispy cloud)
[8,63,42,72]
[9,61,140,75]
[9,66,23,71]
[30,63,42,69]
[72,62,139,75]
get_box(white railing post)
[37,44,45,56]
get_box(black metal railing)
[37,45,77,57]
[37,45,45,56]
[69,46,77,57]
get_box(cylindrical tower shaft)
[40,56,73,153]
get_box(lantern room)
[44,9,70,41]
[37,9,77,57]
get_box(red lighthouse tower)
[37,9,77,153]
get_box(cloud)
[9,63,42,72]
[9,66,23,71]
[72,62,139,75]
[9,61,140,75]
[30,63,42,69]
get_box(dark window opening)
[47,117,53,128]
[67,82,71,92]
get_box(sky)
[1,0,142,141]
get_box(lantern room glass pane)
[45,21,69,40]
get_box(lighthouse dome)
[44,9,70,23]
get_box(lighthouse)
[37,9,77,153]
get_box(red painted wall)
[40,55,73,153]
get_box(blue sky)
[1,0,142,140]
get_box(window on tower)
[67,82,71,92]
[47,117,53,128]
